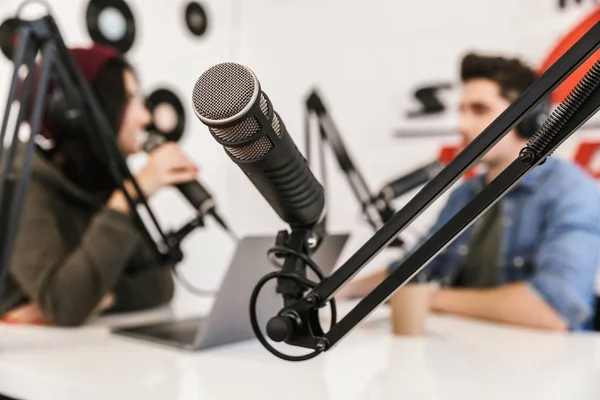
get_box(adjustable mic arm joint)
[159,216,206,266]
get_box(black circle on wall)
[0,18,20,61]
[86,0,136,54]
[185,2,208,37]
[145,88,186,142]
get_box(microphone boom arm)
[265,20,600,356]
[305,91,400,243]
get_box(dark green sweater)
[0,146,174,326]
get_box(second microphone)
[142,133,230,232]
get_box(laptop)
[111,233,349,351]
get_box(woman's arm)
[9,184,144,326]
[109,268,174,313]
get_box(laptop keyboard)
[116,317,205,346]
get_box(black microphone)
[191,62,325,229]
[377,161,444,203]
[142,133,232,233]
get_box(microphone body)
[378,161,444,202]
[174,180,214,217]
[192,63,325,229]
[142,133,227,228]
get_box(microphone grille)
[227,135,273,161]
[193,62,282,161]
[192,62,258,123]
[209,93,273,142]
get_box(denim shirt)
[389,157,600,330]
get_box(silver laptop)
[111,233,349,351]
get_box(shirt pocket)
[503,251,537,282]
[502,211,543,282]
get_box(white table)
[1,299,599,400]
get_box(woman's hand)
[108,143,199,213]
[136,142,199,197]
[1,293,116,326]
[1,302,47,325]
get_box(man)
[340,53,600,331]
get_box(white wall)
[1,0,599,296]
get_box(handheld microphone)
[377,161,444,202]
[142,133,232,233]
[191,62,325,229]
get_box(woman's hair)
[92,57,134,134]
[40,55,136,198]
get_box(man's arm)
[430,283,568,330]
[336,270,387,299]
[337,190,465,300]
[432,169,600,331]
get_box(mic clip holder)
[258,20,600,360]
[160,215,205,266]
[249,221,338,361]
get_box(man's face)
[458,78,525,167]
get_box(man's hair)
[460,53,539,102]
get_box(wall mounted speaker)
[145,88,186,142]
[0,18,20,61]
[185,2,208,37]
[86,0,136,53]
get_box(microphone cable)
[169,222,239,298]
[172,267,216,297]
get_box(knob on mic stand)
[266,312,296,342]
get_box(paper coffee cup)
[390,283,432,336]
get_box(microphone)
[191,62,325,229]
[142,133,232,233]
[377,161,444,203]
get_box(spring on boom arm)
[520,60,600,163]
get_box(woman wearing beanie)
[0,44,199,326]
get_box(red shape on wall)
[573,140,600,178]
[539,7,600,105]
[437,145,477,179]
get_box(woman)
[0,44,199,326]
